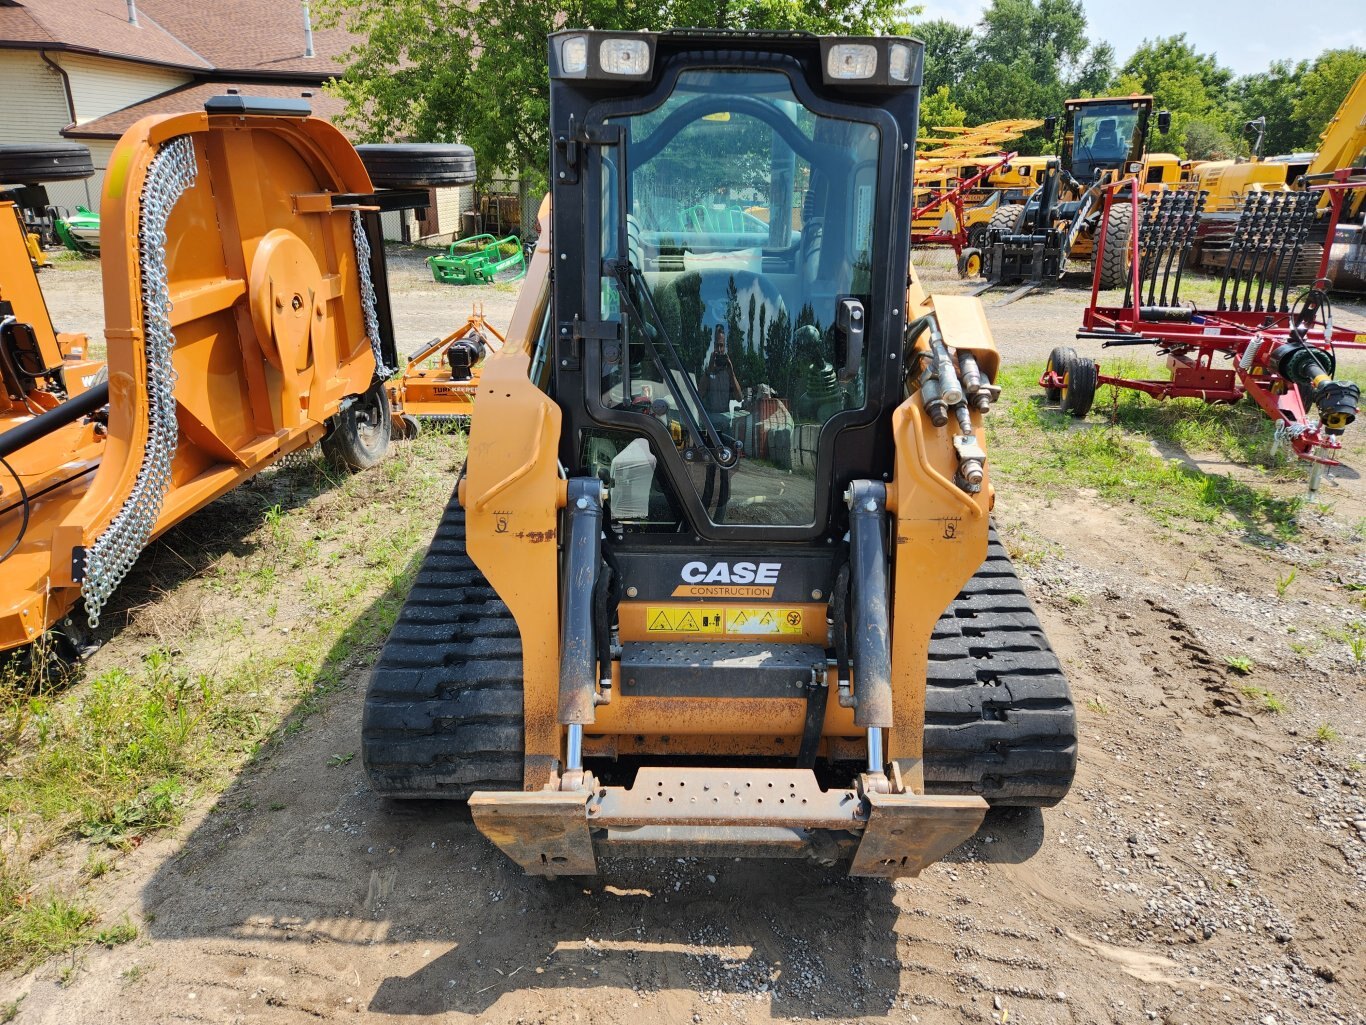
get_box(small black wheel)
[957,247,984,279]
[355,143,476,188]
[323,380,392,470]
[1044,346,1076,404]
[0,143,95,184]
[1061,358,1097,418]
[395,412,421,440]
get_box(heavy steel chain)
[82,135,197,627]
[351,210,393,378]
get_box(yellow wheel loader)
[363,30,1077,878]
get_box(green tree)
[1233,59,1305,155]
[315,0,906,190]
[919,86,967,135]
[1294,48,1366,151]
[905,19,976,94]
[955,0,1113,147]
[1115,34,1234,157]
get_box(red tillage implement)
[1040,170,1366,492]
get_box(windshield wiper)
[604,257,738,468]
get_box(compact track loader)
[363,30,1077,878]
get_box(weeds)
[94,918,138,948]
[1226,656,1255,675]
[1086,696,1110,714]
[991,366,1302,538]
[1240,685,1285,713]
[1275,570,1296,599]
[1314,724,1339,744]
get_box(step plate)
[469,768,987,879]
[619,642,826,698]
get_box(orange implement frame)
[386,306,504,424]
[1,105,386,653]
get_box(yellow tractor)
[363,30,1076,878]
[980,95,1178,299]
[1190,69,1366,281]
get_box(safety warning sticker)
[644,607,804,635]
[645,607,724,634]
[726,607,803,635]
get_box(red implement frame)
[1043,172,1366,467]
[911,151,1018,256]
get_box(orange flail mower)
[0,96,463,657]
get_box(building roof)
[62,82,349,139]
[0,0,356,78]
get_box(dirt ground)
[7,251,1366,1025]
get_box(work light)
[560,34,589,75]
[600,38,650,76]
[888,43,914,83]
[826,43,878,80]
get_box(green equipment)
[427,233,527,285]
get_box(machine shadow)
[86,453,347,646]
[136,542,1048,1020]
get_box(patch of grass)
[0,888,97,972]
[1065,593,1087,606]
[94,918,138,948]
[1240,685,1285,713]
[991,366,1303,539]
[1086,696,1109,714]
[0,996,22,1023]
[1226,656,1255,676]
[1275,570,1296,599]
[327,752,355,768]
[121,963,146,983]
[1288,639,1318,657]
[1314,724,1339,744]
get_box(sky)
[913,0,1366,75]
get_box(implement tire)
[355,143,477,188]
[322,380,392,471]
[1061,357,1097,418]
[0,143,94,184]
[1097,202,1134,289]
[1043,346,1075,404]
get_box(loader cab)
[547,30,921,543]
[1060,96,1152,184]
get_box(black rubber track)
[365,506,1075,808]
[355,143,477,188]
[0,143,95,184]
[362,493,524,798]
[924,528,1077,806]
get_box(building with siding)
[0,0,471,240]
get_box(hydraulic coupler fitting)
[953,433,986,492]
[918,365,948,426]
[957,352,999,413]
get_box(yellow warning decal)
[643,606,805,635]
[725,607,803,635]
[645,607,725,634]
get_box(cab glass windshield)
[589,69,880,528]
[1068,100,1142,181]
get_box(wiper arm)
[605,257,737,468]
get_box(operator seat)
[1093,118,1121,159]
